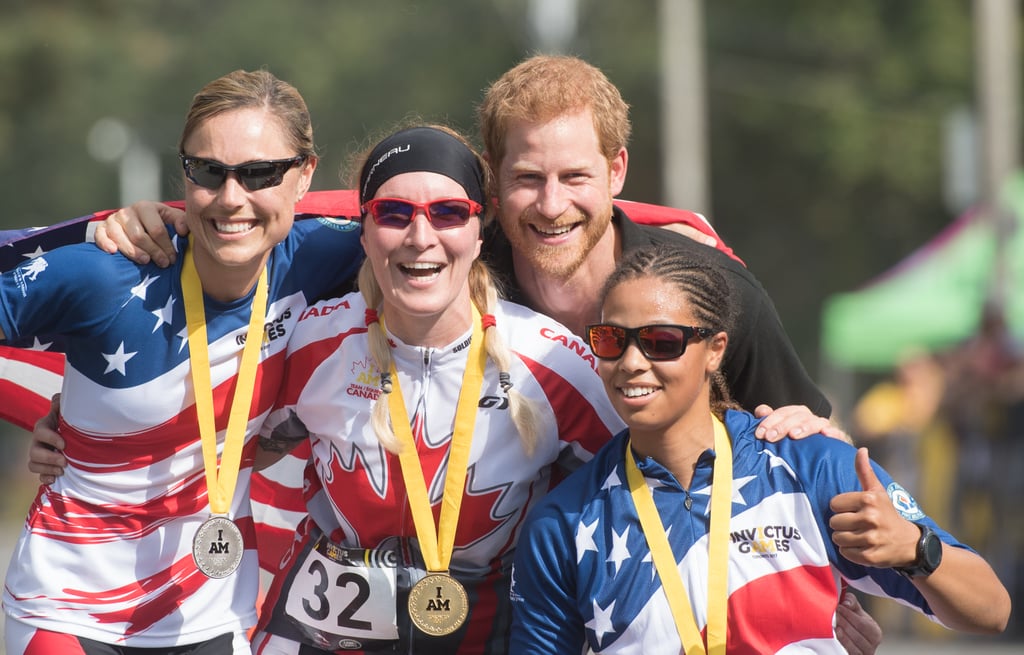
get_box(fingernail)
[793,427,803,436]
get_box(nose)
[405,211,440,250]
[215,172,248,207]
[618,337,650,373]
[534,179,571,219]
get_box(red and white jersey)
[0,219,363,650]
[255,294,624,654]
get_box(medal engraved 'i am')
[407,573,469,636]
[192,515,245,578]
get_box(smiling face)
[494,109,626,279]
[597,275,726,443]
[181,107,314,299]
[360,171,483,346]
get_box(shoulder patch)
[887,482,925,521]
[314,215,361,232]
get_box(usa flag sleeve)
[509,497,588,655]
[0,242,143,342]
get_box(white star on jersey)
[102,341,137,375]
[576,518,600,563]
[606,526,632,575]
[129,274,159,303]
[150,296,175,332]
[587,598,617,647]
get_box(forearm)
[913,545,1010,634]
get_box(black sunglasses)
[179,154,307,191]
[361,197,483,230]
[585,323,714,361]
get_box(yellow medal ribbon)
[625,415,733,655]
[182,235,269,516]
[385,304,486,572]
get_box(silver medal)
[192,515,244,578]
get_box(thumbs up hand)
[828,448,921,569]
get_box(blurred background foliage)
[0,0,977,391]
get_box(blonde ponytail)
[469,261,542,456]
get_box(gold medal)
[407,573,468,636]
[192,515,244,579]
[383,307,486,637]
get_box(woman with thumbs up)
[509,243,1010,654]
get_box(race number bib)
[284,536,400,648]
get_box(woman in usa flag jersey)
[510,243,1010,654]
[0,70,364,654]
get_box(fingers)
[657,222,718,247]
[98,209,151,265]
[30,393,67,483]
[855,447,884,492]
[821,424,855,445]
[99,202,185,268]
[28,435,67,483]
[754,404,830,442]
[835,591,883,655]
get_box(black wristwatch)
[894,522,942,578]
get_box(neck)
[512,223,620,337]
[630,410,716,490]
[382,296,475,350]
[191,250,268,303]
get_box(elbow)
[983,592,1012,635]
[956,590,1012,635]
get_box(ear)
[296,155,318,201]
[705,331,728,374]
[608,147,628,197]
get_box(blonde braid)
[357,259,402,454]
[469,261,541,456]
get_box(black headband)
[359,127,485,208]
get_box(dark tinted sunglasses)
[586,323,714,361]
[179,154,307,191]
[361,197,483,229]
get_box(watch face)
[923,531,943,569]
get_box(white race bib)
[284,539,400,645]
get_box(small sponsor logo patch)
[887,482,925,520]
[315,216,360,232]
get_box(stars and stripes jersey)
[509,409,972,655]
[0,216,363,650]
[254,294,625,654]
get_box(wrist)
[894,522,943,578]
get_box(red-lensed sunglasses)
[585,323,714,361]
[361,197,483,229]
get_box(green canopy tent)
[821,173,1024,372]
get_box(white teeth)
[535,224,573,236]
[214,221,255,234]
[621,386,657,398]
[400,262,443,279]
